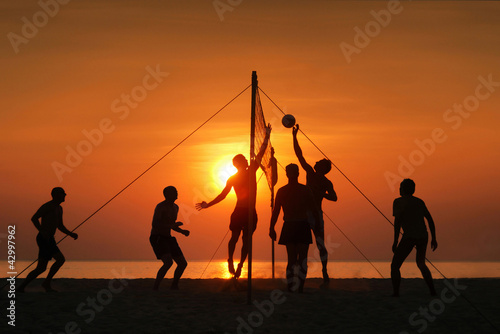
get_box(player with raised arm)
[196,125,271,278]
[292,124,337,287]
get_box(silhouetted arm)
[173,224,190,237]
[424,208,437,251]
[31,212,43,234]
[292,125,314,174]
[58,217,78,240]
[255,124,272,167]
[324,180,337,202]
[392,217,401,253]
[196,180,232,210]
[269,191,282,241]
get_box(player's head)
[285,163,299,180]
[163,186,178,201]
[400,179,415,196]
[314,159,332,175]
[232,154,248,170]
[51,187,66,203]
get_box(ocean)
[4,260,500,280]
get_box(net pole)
[271,187,275,279]
[248,71,257,305]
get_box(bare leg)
[154,254,173,290]
[297,244,309,293]
[18,258,48,292]
[171,254,188,290]
[228,230,240,275]
[285,244,299,292]
[315,231,329,286]
[42,252,65,292]
[416,240,436,296]
[391,238,414,297]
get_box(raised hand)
[195,201,208,211]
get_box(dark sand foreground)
[2,278,499,333]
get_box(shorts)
[36,233,61,261]
[150,235,183,259]
[230,207,257,232]
[278,221,313,245]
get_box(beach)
[2,278,499,334]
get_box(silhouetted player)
[270,164,319,292]
[18,187,78,292]
[150,186,190,290]
[391,179,437,297]
[196,125,271,278]
[292,124,337,287]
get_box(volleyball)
[282,114,296,128]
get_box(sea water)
[3,260,500,279]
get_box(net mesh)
[254,89,277,190]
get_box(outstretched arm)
[424,209,437,251]
[255,124,272,166]
[292,124,314,174]
[196,181,232,210]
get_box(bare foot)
[234,263,243,279]
[228,259,235,275]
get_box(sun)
[212,155,238,188]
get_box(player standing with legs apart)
[196,125,271,278]
[391,179,437,297]
[292,124,337,288]
[269,164,320,293]
[150,186,190,290]
[18,187,78,292]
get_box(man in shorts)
[150,186,190,290]
[196,125,271,278]
[18,187,78,292]
[391,179,438,297]
[269,164,320,292]
[293,124,337,287]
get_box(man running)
[391,178,437,297]
[150,186,190,290]
[292,124,337,287]
[196,125,271,278]
[18,187,78,292]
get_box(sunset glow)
[1,1,499,267]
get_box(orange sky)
[1,1,499,264]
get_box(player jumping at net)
[292,124,337,287]
[196,124,271,278]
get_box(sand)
[2,278,499,334]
